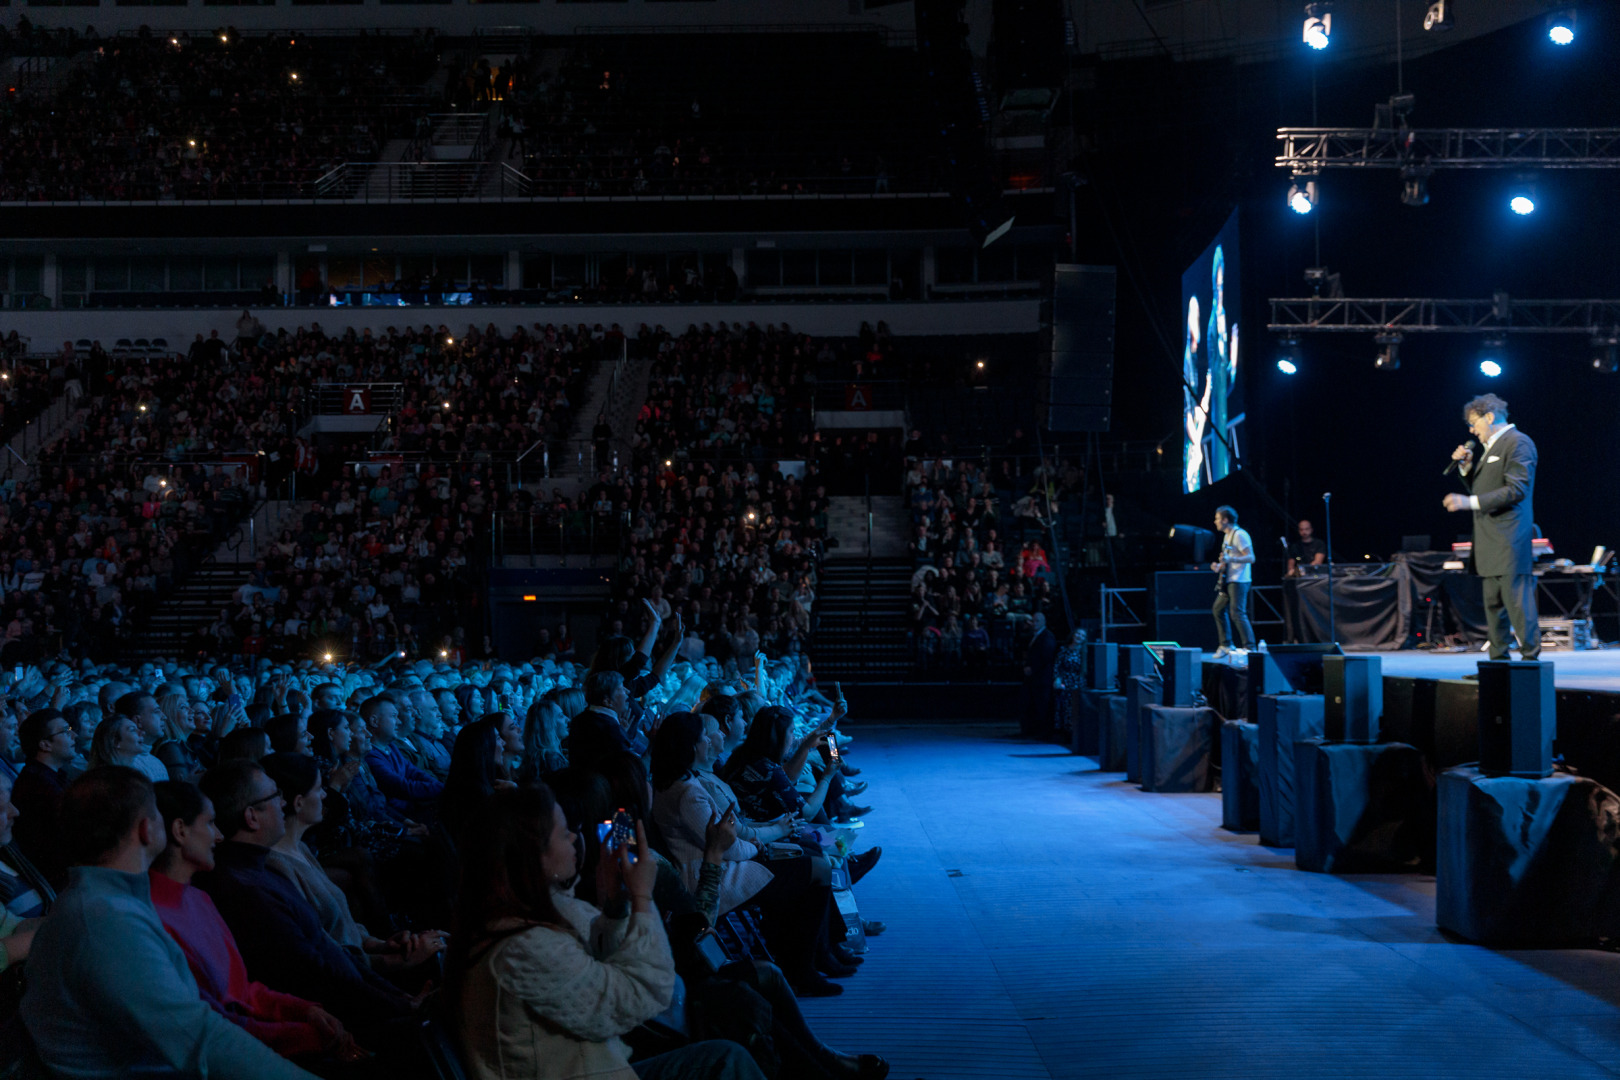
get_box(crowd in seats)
[604,323,828,661]
[501,34,934,196]
[0,29,438,201]
[0,338,305,661]
[0,352,58,449]
[184,320,600,665]
[903,432,1077,672]
[0,630,890,1078]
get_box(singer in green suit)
[1444,393,1540,660]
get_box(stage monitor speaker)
[1381,676,1436,751]
[1161,647,1201,708]
[1432,679,1480,769]
[1118,644,1153,690]
[1477,660,1555,778]
[1246,643,1343,724]
[1324,655,1383,743]
[1087,642,1118,692]
[1041,265,1115,432]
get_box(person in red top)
[148,780,362,1064]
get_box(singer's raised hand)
[1452,443,1475,463]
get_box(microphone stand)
[1322,492,1336,645]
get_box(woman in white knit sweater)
[451,784,765,1080]
[650,712,842,998]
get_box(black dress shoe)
[791,972,846,997]
[826,1052,891,1078]
[843,780,869,796]
[831,943,865,966]
[847,846,882,886]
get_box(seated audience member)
[452,784,766,1080]
[265,713,313,756]
[651,712,841,996]
[149,780,363,1064]
[11,709,75,883]
[361,695,443,818]
[517,697,568,786]
[218,727,274,764]
[116,692,172,784]
[153,690,204,782]
[0,773,54,925]
[20,766,316,1079]
[196,761,414,1036]
[723,705,838,823]
[408,694,454,779]
[567,670,634,772]
[87,715,145,771]
[258,753,445,972]
[597,751,890,1080]
[0,773,49,964]
[441,715,517,843]
[701,695,748,768]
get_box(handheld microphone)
[1443,439,1478,477]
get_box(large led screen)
[1181,209,1242,494]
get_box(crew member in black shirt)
[1286,519,1328,576]
[1283,519,1329,642]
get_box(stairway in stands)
[810,495,913,679]
[808,557,914,680]
[541,347,651,500]
[123,500,301,662]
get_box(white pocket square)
[1486,455,1501,463]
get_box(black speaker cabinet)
[1477,660,1555,778]
[1161,647,1201,708]
[1118,644,1153,690]
[1324,655,1383,743]
[1432,679,1480,769]
[1087,642,1118,692]
[1381,676,1437,752]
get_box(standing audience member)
[567,671,634,772]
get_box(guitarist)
[1210,505,1256,660]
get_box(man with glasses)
[197,760,412,1039]
[12,708,78,884]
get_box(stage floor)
[809,724,1620,1079]
[1210,646,1620,693]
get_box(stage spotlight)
[1400,166,1431,207]
[1480,335,1506,377]
[1374,332,1402,370]
[1480,359,1503,377]
[1276,334,1303,373]
[1303,2,1333,49]
[1288,178,1318,215]
[1548,9,1575,45]
[1592,334,1619,373]
[1423,0,1454,31]
[1510,194,1536,215]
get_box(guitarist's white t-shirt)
[1219,528,1253,583]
